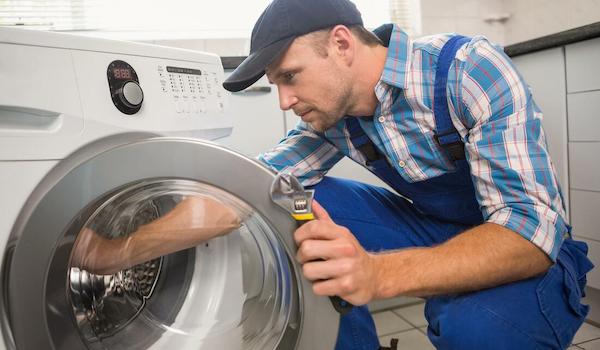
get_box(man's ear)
[329,25,355,66]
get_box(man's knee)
[424,296,545,350]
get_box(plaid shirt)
[258,25,568,261]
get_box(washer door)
[3,134,338,350]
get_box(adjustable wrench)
[270,172,354,315]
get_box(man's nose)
[278,86,298,111]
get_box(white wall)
[420,0,506,44]
[145,38,250,57]
[503,0,600,45]
[419,0,600,46]
[144,2,600,55]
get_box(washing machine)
[0,27,338,350]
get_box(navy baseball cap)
[223,0,363,92]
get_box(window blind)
[0,0,91,30]
[0,1,401,39]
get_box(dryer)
[0,28,338,350]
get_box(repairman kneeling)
[222,0,594,349]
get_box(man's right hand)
[294,201,379,305]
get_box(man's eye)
[284,72,296,82]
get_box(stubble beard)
[310,83,353,132]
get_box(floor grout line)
[377,326,421,338]
[389,304,428,329]
[575,336,600,346]
[392,311,423,329]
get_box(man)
[223,0,593,349]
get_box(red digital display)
[113,68,132,79]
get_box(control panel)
[0,26,233,160]
[158,65,225,115]
[69,48,232,137]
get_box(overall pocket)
[537,240,593,348]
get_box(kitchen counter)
[504,21,600,57]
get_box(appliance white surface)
[0,26,231,161]
[0,27,231,350]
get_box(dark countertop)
[504,21,600,57]
[221,21,600,68]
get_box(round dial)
[119,81,144,108]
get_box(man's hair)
[304,25,383,57]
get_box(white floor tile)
[379,329,435,350]
[574,323,600,344]
[579,338,600,349]
[372,311,413,336]
[393,302,428,328]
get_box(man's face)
[266,36,353,132]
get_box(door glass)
[68,179,296,350]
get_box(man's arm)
[258,121,344,186]
[373,222,551,298]
[295,204,550,305]
[71,196,242,275]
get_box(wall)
[420,0,600,46]
[503,0,600,45]
[419,0,506,44]
[145,2,600,55]
[145,38,250,57]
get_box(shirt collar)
[378,24,413,90]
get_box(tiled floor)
[373,301,600,349]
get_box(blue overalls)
[310,31,594,350]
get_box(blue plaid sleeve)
[448,38,568,261]
[257,121,344,186]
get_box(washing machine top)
[0,27,233,161]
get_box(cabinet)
[565,37,600,290]
[512,38,600,320]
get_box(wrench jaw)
[291,189,315,221]
[269,173,315,221]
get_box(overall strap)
[345,117,382,163]
[433,35,471,161]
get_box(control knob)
[117,81,144,109]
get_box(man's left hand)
[294,200,379,305]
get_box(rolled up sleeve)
[448,38,568,261]
[257,121,344,186]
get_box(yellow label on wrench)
[292,213,315,221]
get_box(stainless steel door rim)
[2,133,339,350]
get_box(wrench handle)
[296,220,354,315]
[329,295,354,315]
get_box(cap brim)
[223,36,295,92]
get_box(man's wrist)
[371,248,425,300]
[371,251,405,300]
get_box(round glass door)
[68,179,296,350]
[3,135,338,350]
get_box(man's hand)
[294,201,378,305]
